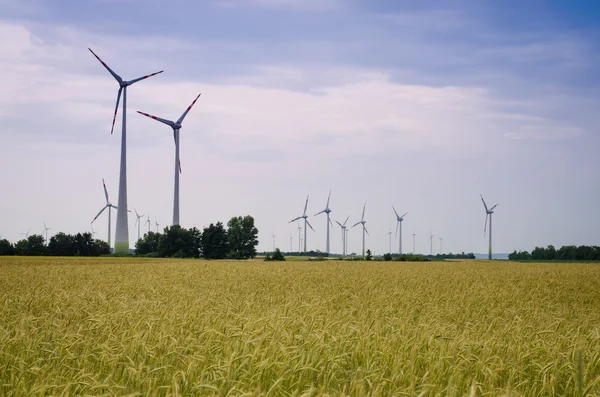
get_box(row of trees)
[0,233,110,256]
[509,245,600,261]
[135,216,259,259]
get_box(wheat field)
[0,257,599,396]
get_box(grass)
[1,257,599,396]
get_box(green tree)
[201,222,229,259]
[135,231,161,256]
[227,216,259,259]
[272,248,285,261]
[158,225,201,258]
[0,239,14,255]
[14,235,46,256]
[365,249,372,261]
[382,253,392,261]
[48,232,76,256]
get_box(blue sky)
[0,0,599,255]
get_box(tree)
[227,216,259,259]
[271,248,285,261]
[0,239,14,255]
[365,249,372,261]
[201,223,228,259]
[382,253,392,261]
[158,225,202,258]
[135,231,161,256]
[48,232,76,256]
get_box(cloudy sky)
[1,0,599,255]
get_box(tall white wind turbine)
[352,203,369,257]
[43,221,51,243]
[89,48,163,255]
[91,179,117,248]
[289,195,314,253]
[134,209,145,241]
[392,207,408,255]
[314,190,333,254]
[137,94,201,226]
[335,216,350,256]
[481,194,499,260]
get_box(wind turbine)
[289,195,314,253]
[352,203,369,257]
[385,228,393,254]
[481,194,499,260]
[314,190,333,254]
[134,209,145,241]
[293,222,303,253]
[43,221,51,243]
[271,230,276,252]
[21,229,30,239]
[439,237,443,254]
[335,216,350,256]
[155,219,160,233]
[392,207,408,255]
[412,232,416,254]
[89,48,163,255]
[91,224,98,239]
[429,230,434,255]
[146,213,152,234]
[92,179,117,248]
[137,94,201,226]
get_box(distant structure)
[289,195,314,253]
[412,231,416,254]
[392,207,408,254]
[92,179,117,248]
[137,94,201,226]
[314,190,333,254]
[146,213,152,234]
[43,221,51,243]
[89,48,163,255]
[481,194,499,260]
[335,216,350,256]
[385,228,393,254]
[352,203,369,257]
[134,209,145,241]
[429,230,434,255]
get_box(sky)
[0,0,599,255]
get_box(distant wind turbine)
[335,216,350,256]
[289,195,314,253]
[392,207,407,254]
[88,48,163,255]
[429,230,434,255]
[137,93,201,226]
[155,219,160,233]
[293,222,302,253]
[385,228,393,254]
[43,221,51,243]
[481,194,499,260]
[314,190,333,254]
[146,213,152,234]
[412,231,416,254]
[352,203,369,257]
[91,224,98,239]
[134,209,145,241]
[92,179,117,248]
[21,229,31,239]
[271,230,276,252]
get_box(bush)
[272,248,285,261]
[383,253,393,261]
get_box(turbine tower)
[314,190,333,254]
[271,230,276,252]
[289,195,314,253]
[137,94,201,226]
[481,194,499,260]
[335,216,350,256]
[385,228,392,254]
[352,203,369,257]
[134,209,145,241]
[89,48,163,255]
[146,213,152,234]
[43,221,51,244]
[429,230,434,255]
[155,219,160,233]
[392,207,408,254]
[92,179,117,248]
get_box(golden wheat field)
[1,257,599,396]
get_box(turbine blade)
[134,208,139,218]
[480,194,489,211]
[343,216,349,226]
[306,220,315,231]
[490,203,499,211]
[336,220,343,228]
[102,178,109,203]
[136,111,175,127]
[314,209,325,216]
[289,216,302,223]
[364,226,370,236]
[361,203,366,221]
[92,205,108,222]
[179,159,182,174]
[402,212,408,218]
[395,221,399,238]
[110,87,123,135]
[484,213,488,236]
[135,217,139,226]
[127,70,164,85]
[392,206,399,218]
[352,222,361,228]
[329,218,333,228]
[88,48,122,83]
[303,195,309,216]
[326,189,331,208]
[176,93,202,124]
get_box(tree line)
[135,216,259,259]
[0,233,110,256]
[508,245,600,261]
